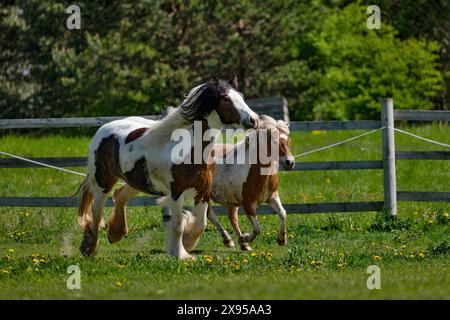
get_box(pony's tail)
[156,195,169,208]
[76,175,94,229]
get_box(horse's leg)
[268,195,287,246]
[107,184,139,244]
[228,206,251,251]
[167,194,193,260]
[207,205,235,248]
[182,201,209,252]
[80,184,108,256]
[242,203,261,243]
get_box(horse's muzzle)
[243,115,258,129]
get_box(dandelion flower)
[8,249,14,253]
[373,255,382,261]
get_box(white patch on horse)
[211,141,251,205]
[228,89,258,124]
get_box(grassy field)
[0,124,449,299]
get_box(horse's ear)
[229,74,238,89]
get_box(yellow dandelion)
[428,219,433,224]
[1,269,9,274]
[242,259,248,264]
[373,255,382,261]
[443,212,449,219]
[251,252,258,257]
[115,281,123,287]
[311,130,323,136]
[400,245,406,250]
[8,249,14,253]
[418,253,426,258]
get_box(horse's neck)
[142,109,190,144]
[195,119,220,163]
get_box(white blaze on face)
[228,89,258,124]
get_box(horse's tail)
[75,175,94,229]
[156,195,169,208]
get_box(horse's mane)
[180,79,231,121]
[255,115,290,136]
[145,79,232,143]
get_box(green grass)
[0,124,449,299]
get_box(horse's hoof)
[242,232,253,242]
[107,228,127,244]
[80,230,99,256]
[79,244,98,256]
[277,235,287,246]
[179,253,196,261]
[240,243,252,251]
[223,239,235,248]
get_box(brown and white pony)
[158,115,295,251]
[77,76,258,260]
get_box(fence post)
[381,98,397,216]
[161,106,174,224]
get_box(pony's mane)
[257,115,290,136]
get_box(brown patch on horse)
[242,164,279,208]
[279,137,291,157]
[125,127,147,144]
[170,119,216,203]
[123,157,163,195]
[94,136,121,193]
[216,96,241,124]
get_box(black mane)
[180,79,232,121]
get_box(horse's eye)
[223,97,231,103]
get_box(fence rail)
[0,98,449,214]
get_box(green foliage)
[288,3,444,120]
[368,214,414,232]
[0,1,447,120]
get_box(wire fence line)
[0,126,448,177]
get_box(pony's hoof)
[240,243,252,251]
[277,234,287,246]
[223,239,235,248]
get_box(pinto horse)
[77,76,258,259]
[158,115,295,251]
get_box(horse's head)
[278,125,295,170]
[257,115,295,170]
[180,75,258,130]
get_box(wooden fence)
[1,98,449,216]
